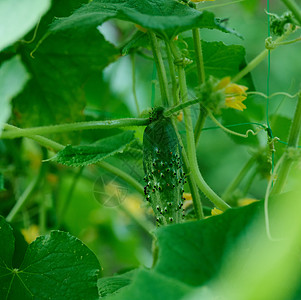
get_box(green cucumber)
[143,113,185,225]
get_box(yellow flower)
[211,207,223,216]
[238,198,259,207]
[216,76,248,111]
[21,225,40,243]
[177,111,183,122]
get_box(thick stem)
[192,28,205,85]
[171,119,204,219]
[281,0,301,25]
[4,124,64,151]
[170,41,230,211]
[192,28,208,144]
[148,31,170,106]
[271,92,301,194]
[1,118,149,139]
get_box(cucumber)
[143,114,185,225]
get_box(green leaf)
[121,31,149,56]
[154,202,262,286]
[98,269,137,297]
[270,114,292,144]
[0,56,29,134]
[12,28,118,143]
[56,131,136,167]
[185,40,246,81]
[0,0,50,51]
[50,0,238,39]
[0,216,100,300]
[104,269,193,300]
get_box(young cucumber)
[143,115,185,225]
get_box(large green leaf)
[50,0,238,39]
[2,1,119,143]
[0,216,100,300]
[12,28,118,141]
[185,40,246,80]
[0,0,50,51]
[154,202,263,286]
[55,131,136,167]
[97,269,137,297]
[101,203,263,299]
[104,269,193,300]
[0,56,29,134]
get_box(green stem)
[192,28,207,144]
[1,118,149,139]
[192,28,205,85]
[271,92,301,194]
[232,33,292,83]
[131,54,140,115]
[222,156,255,200]
[98,161,144,196]
[194,107,207,144]
[170,41,230,211]
[148,31,170,106]
[6,151,47,222]
[171,119,204,219]
[4,124,64,151]
[281,0,301,25]
[165,40,179,105]
[164,96,204,117]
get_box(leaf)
[56,131,136,167]
[104,269,193,300]
[0,0,50,51]
[0,216,100,300]
[0,56,29,134]
[185,40,246,82]
[154,202,263,286]
[12,28,118,142]
[98,269,137,297]
[195,183,301,300]
[121,31,149,56]
[270,114,292,144]
[50,0,239,39]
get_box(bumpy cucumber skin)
[143,117,185,225]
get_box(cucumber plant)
[0,0,301,299]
